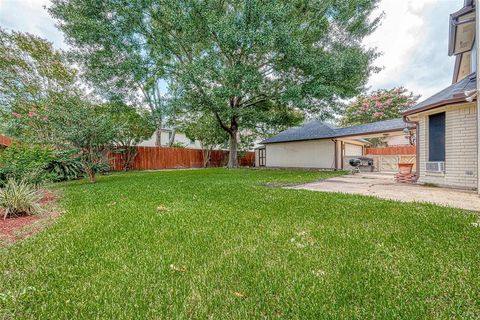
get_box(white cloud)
[0,0,66,49]
[365,0,462,99]
[0,0,465,101]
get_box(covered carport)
[334,128,416,173]
[331,119,414,171]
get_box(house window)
[428,112,445,162]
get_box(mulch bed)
[0,190,59,243]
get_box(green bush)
[0,143,55,187]
[0,144,90,185]
[93,161,111,175]
[44,149,85,182]
[0,143,111,185]
[170,142,187,148]
[0,179,42,219]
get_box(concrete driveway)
[290,172,480,212]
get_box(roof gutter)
[402,97,468,116]
[334,127,406,139]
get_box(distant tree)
[0,28,168,182]
[182,114,228,167]
[101,102,156,171]
[49,2,174,147]
[46,96,118,183]
[340,87,420,126]
[50,0,382,167]
[6,95,123,183]
[247,106,305,142]
[0,28,77,142]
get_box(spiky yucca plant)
[0,179,42,219]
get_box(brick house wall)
[416,102,477,189]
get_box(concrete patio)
[290,172,480,212]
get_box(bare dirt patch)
[0,190,60,243]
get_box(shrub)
[170,142,187,148]
[93,161,111,175]
[0,179,42,219]
[0,143,55,187]
[44,149,85,182]
[0,144,89,185]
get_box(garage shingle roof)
[334,118,406,137]
[261,118,406,144]
[260,120,338,144]
[403,72,476,115]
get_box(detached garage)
[256,118,409,170]
[265,139,338,168]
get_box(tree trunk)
[121,150,128,172]
[227,130,238,168]
[155,127,162,147]
[203,148,213,168]
[168,128,177,147]
[200,142,209,168]
[122,147,138,171]
[87,169,96,183]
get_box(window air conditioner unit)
[426,161,445,173]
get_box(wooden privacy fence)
[365,146,416,155]
[365,146,416,172]
[109,146,255,171]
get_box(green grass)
[1,168,480,319]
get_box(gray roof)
[261,118,406,144]
[404,72,476,115]
[261,120,337,144]
[334,118,406,137]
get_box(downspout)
[341,141,345,170]
[403,115,419,182]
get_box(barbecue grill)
[349,156,374,173]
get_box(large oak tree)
[50,0,381,167]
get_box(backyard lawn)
[1,168,479,319]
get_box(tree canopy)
[100,101,156,171]
[340,87,420,127]
[0,28,77,141]
[181,113,228,167]
[49,0,172,146]
[0,29,153,182]
[50,0,382,167]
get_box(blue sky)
[364,0,460,98]
[0,0,462,100]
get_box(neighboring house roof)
[261,118,407,144]
[403,72,476,116]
